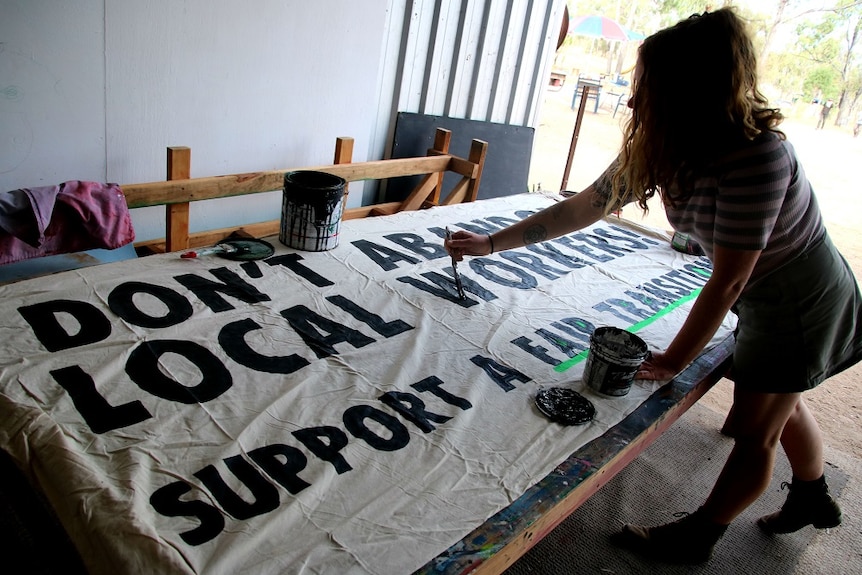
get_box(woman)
[446,8,860,564]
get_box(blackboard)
[386,113,534,202]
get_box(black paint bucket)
[280,170,346,251]
[583,327,648,396]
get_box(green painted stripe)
[553,287,703,373]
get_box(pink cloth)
[0,181,135,265]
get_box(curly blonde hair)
[610,8,784,213]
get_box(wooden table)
[0,193,734,575]
[417,334,733,574]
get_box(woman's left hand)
[635,351,681,381]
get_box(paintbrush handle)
[180,244,236,259]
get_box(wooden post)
[464,138,488,203]
[334,137,354,212]
[165,146,191,252]
[429,128,452,206]
[561,86,589,192]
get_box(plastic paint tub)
[280,170,346,251]
[583,327,649,396]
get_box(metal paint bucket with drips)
[280,170,346,251]
[583,327,649,396]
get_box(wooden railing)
[122,128,488,254]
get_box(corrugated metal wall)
[370,0,567,162]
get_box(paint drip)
[535,387,596,425]
[583,327,648,397]
[280,170,346,251]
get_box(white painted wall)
[1,0,565,243]
[1,2,107,187]
[1,0,388,241]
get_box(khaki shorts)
[730,234,862,393]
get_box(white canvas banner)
[0,193,735,574]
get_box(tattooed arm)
[445,162,616,259]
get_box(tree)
[789,0,862,125]
[760,0,791,69]
[764,51,811,102]
[565,0,862,125]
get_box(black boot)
[611,508,728,564]
[758,475,842,534]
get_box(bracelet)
[487,234,495,254]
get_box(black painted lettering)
[411,376,472,410]
[108,282,193,329]
[281,305,375,359]
[651,278,693,298]
[219,318,310,374]
[592,301,642,323]
[126,340,232,403]
[351,239,420,271]
[511,336,561,366]
[397,271,485,305]
[383,232,448,259]
[498,252,569,280]
[469,355,532,391]
[247,444,311,495]
[150,481,225,546]
[446,220,502,236]
[343,405,410,451]
[239,260,265,279]
[18,299,111,352]
[326,295,414,337]
[50,365,152,433]
[525,243,589,269]
[265,253,334,287]
[640,281,685,302]
[666,269,706,289]
[292,426,353,474]
[175,268,270,313]
[486,216,521,228]
[553,236,613,262]
[624,289,668,313]
[604,296,653,320]
[194,456,279,520]
[551,317,595,344]
[570,233,630,257]
[470,256,538,289]
[536,328,586,357]
[380,391,451,433]
[683,263,712,283]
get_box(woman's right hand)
[445,230,493,261]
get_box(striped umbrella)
[568,15,637,42]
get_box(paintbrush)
[445,227,467,300]
[180,244,240,259]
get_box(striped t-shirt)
[663,131,825,289]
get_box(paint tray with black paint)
[181,238,275,261]
[535,387,596,425]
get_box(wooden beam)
[165,146,191,252]
[334,136,354,212]
[320,156,452,184]
[429,128,452,205]
[440,177,470,206]
[128,131,489,255]
[123,156,454,208]
[463,139,488,202]
[561,86,589,192]
[397,174,440,213]
[343,202,402,220]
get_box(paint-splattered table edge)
[416,334,735,575]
